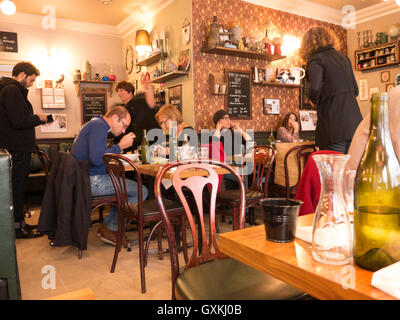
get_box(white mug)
[290,67,305,85]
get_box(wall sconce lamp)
[0,0,16,15]
[135,29,151,59]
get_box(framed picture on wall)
[263,98,280,115]
[386,82,395,92]
[359,79,369,101]
[381,70,390,83]
[299,110,317,131]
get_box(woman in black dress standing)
[299,26,362,153]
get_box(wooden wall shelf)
[201,46,286,61]
[354,40,399,71]
[73,80,114,96]
[253,81,301,88]
[136,52,168,67]
[152,71,189,83]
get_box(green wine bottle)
[141,129,150,164]
[353,92,400,271]
[267,126,275,147]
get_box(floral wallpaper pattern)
[192,0,347,132]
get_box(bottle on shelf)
[267,127,276,147]
[141,129,150,164]
[207,16,220,49]
[262,29,272,55]
[353,92,400,271]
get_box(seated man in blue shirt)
[71,106,148,246]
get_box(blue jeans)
[90,174,148,231]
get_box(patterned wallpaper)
[192,0,347,132]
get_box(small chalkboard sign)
[225,69,252,119]
[0,32,18,53]
[81,92,107,124]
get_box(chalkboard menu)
[225,69,252,119]
[0,32,18,52]
[81,92,107,124]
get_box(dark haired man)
[0,61,48,238]
[115,77,160,151]
[71,106,148,245]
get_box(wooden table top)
[219,214,396,300]
[125,162,230,179]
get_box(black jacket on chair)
[38,152,92,250]
[306,46,362,147]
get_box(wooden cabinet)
[354,40,399,71]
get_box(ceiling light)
[100,0,112,4]
[0,0,16,15]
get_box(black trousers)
[319,140,351,154]
[9,151,32,224]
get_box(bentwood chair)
[270,144,318,199]
[103,153,187,293]
[36,149,116,260]
[155,159,307,300]
[215,145,276,230]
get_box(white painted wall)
[0,19,125,139]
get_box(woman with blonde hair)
[155,104,197,153]
[299,26,362,153]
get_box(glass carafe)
[312,154,352,265]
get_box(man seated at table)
[71,106,148,246]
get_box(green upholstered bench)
[0,152,21,300]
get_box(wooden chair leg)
[180,215,188,264]
[156,224,163,261]
[110,220,126,273]
[232,205,240,230]
[144,220,163,267]
[98,206,104,223]
[78,249,82,259]
[138,220,146,294]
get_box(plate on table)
[151,157,169,164]
[121,153,140,164]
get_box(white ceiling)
[7,0,390,27]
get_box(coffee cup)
[290,67,305,85]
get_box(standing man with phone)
[0,61,48,238]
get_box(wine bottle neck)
[370,101,391,144]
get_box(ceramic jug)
[290,67,305,85]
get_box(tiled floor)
[16,207,261,300]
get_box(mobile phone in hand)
[46,114,54,123]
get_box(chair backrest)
[283,144,318,198]
[245,145,276,197]
[37,149,50,180]
[103,153,144,221]
[154,159,245,297]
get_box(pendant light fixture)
[0,0,16,16]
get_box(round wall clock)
[125,45,134,74]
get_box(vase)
[311,154,352,265]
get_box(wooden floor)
[16,206,260,300]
